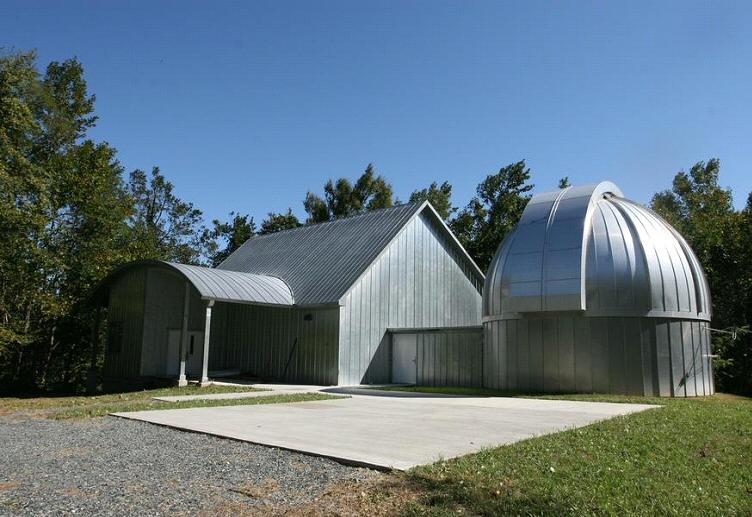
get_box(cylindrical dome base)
[483,315,714,397]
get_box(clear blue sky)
[2,1,751,224]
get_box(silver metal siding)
[542,318,558,391]
[209,303,339,385]
[103,268,146,379]
[607,318,625,394]
[655,320,673,396]
[140,267,204,377]
[516,319,530,391]
[573,318,592,392]
[413,328,483,387]
[483,316,715,397]
[338,212,483,385]
[140,268,180,376]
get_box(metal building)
[483,182,714,396]
[95,202,484,387]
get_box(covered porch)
[92,260,295,387]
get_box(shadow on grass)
[402,469,578,516]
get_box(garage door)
[392,333,417,384]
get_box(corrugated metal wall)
[210,303,339,385]
[338,212,483,385]
[140,267,204,377]
[103,268,146,379]
[105,266,206,379]
[413,328,483,387]
[484,316,714,396]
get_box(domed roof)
[484,182,711,321]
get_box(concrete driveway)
[113,393,657,470]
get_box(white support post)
[200,300,214,387]
[178,282,190,387]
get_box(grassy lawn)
[0,385,340,419]
[355,386,752,516]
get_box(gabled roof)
[218,202,483,306]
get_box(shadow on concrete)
[322,386,466,398]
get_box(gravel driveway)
[0,415,379,516]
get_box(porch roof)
[94,260,295,307]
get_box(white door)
[186,331,204,378]
[392,333,417,384]
[167,330,204,378]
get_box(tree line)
[1,51,750,395]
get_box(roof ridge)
[248,201,423,242]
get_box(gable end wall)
[337,212,483,385]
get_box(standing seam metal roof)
[94,260,294,306]
[168,262,294,305]
[484,181,711,321]
[218,202,483,305]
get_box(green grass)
[382,388,752,516]
[0,385,341,419]
[55,392,340,419]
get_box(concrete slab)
[114,394,658,470]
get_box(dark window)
[304,313,314,321]
[108,322,123,355]
[189,334,194,355]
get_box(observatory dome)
[482,182,714,397]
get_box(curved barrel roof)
[167,262,294,305]
[484,182,711,321]
[95,260,294,306]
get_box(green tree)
[450,161,534,270]
[304,163,394,223]
[45,141,133,387]
[0,51,56,389]
[651,159,752,395]
[354,163,393,211]
[303,192,329,223]
[126,167,212,265]
[558,176,571,189]
[259,209,302,234]
[0,51,214,392]
[409,181,455,220]
[209,212,256,266]
[0,51,133,391]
